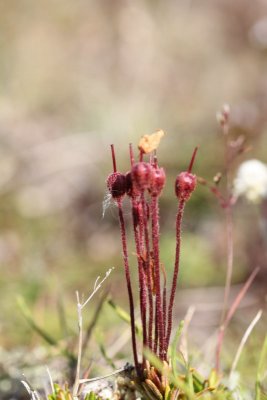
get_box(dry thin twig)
[82,289,109,355]
[179,305,196,363]
[72,268,114,399]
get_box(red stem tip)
[110,144,117,173]
[129,143,135,167]
[187,146,199,173]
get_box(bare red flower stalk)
[117,200,139,373]
[187,146,198,174]
[140,197,154,351]
[148,159,167,358]
[140,194,149,350]
[146,243,154,350]
[165,148,198,353]
[220,107,233,324]
[132,196,148,355]
[128,145,153,352]
[153,306,158,354]
[165,198,185,352]
[107,145,139,374]
[110,144,117,172]
[161,262,167,357]
[151,189,165,359]
[106,139,197,374]
[129,143,135,167]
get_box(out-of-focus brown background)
[1,0,267,394]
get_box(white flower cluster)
[233,159,267,203]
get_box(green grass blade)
[107,299,141,335]
[256,335,267,400]
[17,296,76,365]
[17,296,58,346]
[170,320,184,377]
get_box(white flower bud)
[233,159,267,203]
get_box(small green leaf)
[107,299,141,335]
[256,335,267,400]
[17,296,58,346]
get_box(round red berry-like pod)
[131,162,153,191]
[125,171,140,198]
[149,167,166,196]
[175,171,197,201]
[106,172,127,199]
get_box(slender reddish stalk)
[139,192,153,351]
[188,147,198,173]
[141,198,154,351]
[147,261,154,351]
[220,205,234,323]
[162,264,167,358]
[129,143,135,167]
[110,144,117,172]
[153,303,158,354]
[220,120,234,324]
[151,195,165,359]
[132,198,148,354]
[145,206,154,350]
[117,200,139,373]
[129,144,152,352]
[166,199,186,352]
[134,191,153,351]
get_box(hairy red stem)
[129,143,135,167]
[117,199,139,373]
[162,273,167,359]
[153,303,159,354]
[166,199,186,352]
[221,205,234,323]
[132,198,148,355]
[110,144,117,172]
[140,192,153,351]
[187,146,198,173]
[143,200,154,350]
[151,195,165,359]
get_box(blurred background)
[1,0,267,397]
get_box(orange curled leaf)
[138,130,165,154]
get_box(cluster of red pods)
[106,143,197,375]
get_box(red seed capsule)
[149,167,166,196]
[131,162,153,191]
[175,171,197,201]
[106,172,127,199]
[125,171,140,198]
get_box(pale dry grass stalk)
[215,266,260,372]
[72,268,114,398]
[21,378,41,400]
[230,309,262,378]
